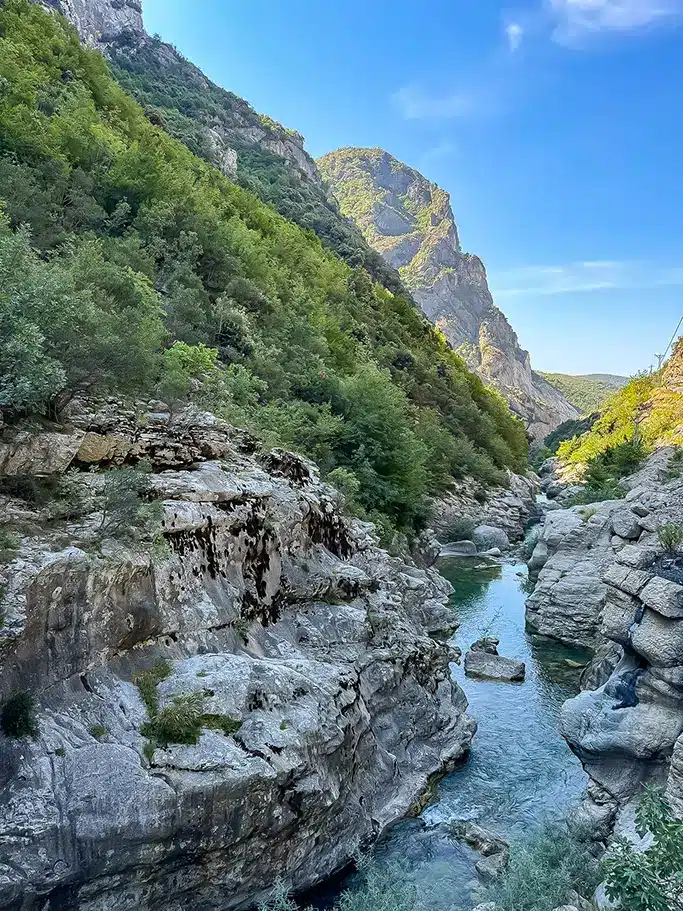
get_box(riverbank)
[306,556,590,910]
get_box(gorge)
[1,2,682,911]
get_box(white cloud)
[548,0,683,44]
[490,259,683,297]
[420,141,457,169]
[391,85,475,120]
[506,22,525,50]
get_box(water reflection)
[305,558,589,911]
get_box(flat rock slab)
[464,649,526,682]
[640,575,683,618]
[442,540,477,556]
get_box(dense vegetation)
[557,355,683,470]
[544,414,598,455]
[0,0,527,536]
[540,372,627,415]
[105,35,406,295]
[603,786,683,911]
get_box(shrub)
[258,859,427,911]
[486,824,601,911]
[603,786,683,911]
[665,448,683,481]
[134,661,173,716]
[1,692,38,739]
[0,526,19,559]
[569,480,626,506]
[89,724,108,739]
[98,462,163,541]
[142,692,205,746]
[657,522,683,554]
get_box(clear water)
[304,558,591,911]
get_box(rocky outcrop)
[40,0,143,45]
[0,405,475,910]
[317,149,579,439]
[527,449,683,827]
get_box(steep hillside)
[36,0,405,295]
[0,0,528,538]
[539,371,628,414]
[317,148,579,440]
[558,341,683,469]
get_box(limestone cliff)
[0,404,474,910]
[526,449,683,835]
[40,0,143,45]
[317,148,579,440]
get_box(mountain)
[317,148,579,441]
[3,0,529,540]
[37,0,406,297]
[539,372,628,415]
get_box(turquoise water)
[305,558,590,910]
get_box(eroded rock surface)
[0,406,475,911]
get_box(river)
[305,556,591,910]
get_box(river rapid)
[305,556,592,910]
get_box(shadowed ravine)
[305,558,592,910]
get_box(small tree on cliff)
[602,786,683,911]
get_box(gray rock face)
[432,471,539,543]
[317,149,579,439]
[525,504,618,647]
[40,0,143,45]
[536,452,683,815]
[0,408,475,910]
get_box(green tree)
[603,787,683,911]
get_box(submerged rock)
[448,821,508,857]
[443,540,478,556]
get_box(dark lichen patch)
[259,450,313,485]
[307,499,354,559]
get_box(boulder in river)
[472,525,511,552]
[464,640,526,682]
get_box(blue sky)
[143,0,683,376]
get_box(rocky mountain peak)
[318,147,579,440]
[40,0,143,45]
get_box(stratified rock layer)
[0,405,475,910]
[317,148,579,439]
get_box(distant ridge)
[539,372,628,415]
